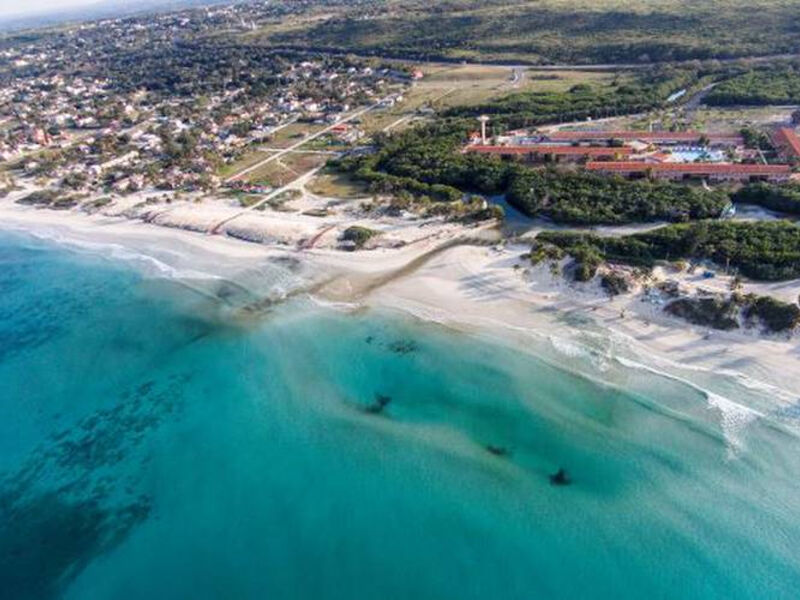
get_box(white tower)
[478,115,490,145]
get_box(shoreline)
[2,199,800,407]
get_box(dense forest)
[537,221,800,281]
[261,0,800,65]
[331,121,502,204]
[507,169,729,225]
[705,64,800,106]
[443,66,706,129]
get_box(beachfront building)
[547,130,744,147]
[586,161,792,183]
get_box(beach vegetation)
[507,169,729,225]
[16,189,80,209]
[665,297,740,330]
[665,293,800,332]
[528,241,565,266]
[341,225,379,249]
[742,295,800,333]
[601,272,632,296]
[537,220,800,281]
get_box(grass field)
[266,122,330,149]
[243,152,329,186]
[306,168,370,199]
[358,65,625,133]
[219,150,274,179]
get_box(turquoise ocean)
[2,228,800,599]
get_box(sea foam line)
[1,222,220,281]
[369,296,786,457]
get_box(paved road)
[257,148,340,155]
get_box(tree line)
[537,220,800,281]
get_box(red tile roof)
[771,128,800,159]
[549,131,743,144]
[586,161,791,175]
[466,145,633,157]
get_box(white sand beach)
[2,192,800,402]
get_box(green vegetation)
[537,221,800,281]
[664,293,800,332]
[331,123,475,204]
[341,225,379,249]
[83,196,113,211]
[665,297,740,330]
[334,112,729,225]
[570,245,604,282]
[16,189,79,210]
[706,64,800,106]
[732,183,800,215]
[444,66,703,129]
[738,127,774,152]
[527,242,565,266]
[601,272,632,296]
[262,0,800,65]
[743,295,800,332]
[507,169,730,225]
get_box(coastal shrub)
[16,189,60,206]
[664,297,740,330]
[569,245,602,282]
[528,241,565,266]
[50,196,80,210]
[506,169,730,225]
[743,296,800,333]
[538,221,800,281]
[601,272,632,296]
[665,293,800,333]
[341,226,378,249]
[16,189,79,210]
[87,196,112,209]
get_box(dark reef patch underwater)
[2,230,800,599]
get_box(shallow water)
[2,230,800,599]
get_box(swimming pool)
[667,146,726,163]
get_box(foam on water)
[3,229,800,599]
[707,392,760,458]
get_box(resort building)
[547,130,744,147]
[771,128,800,163]
[586,161,792,183]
